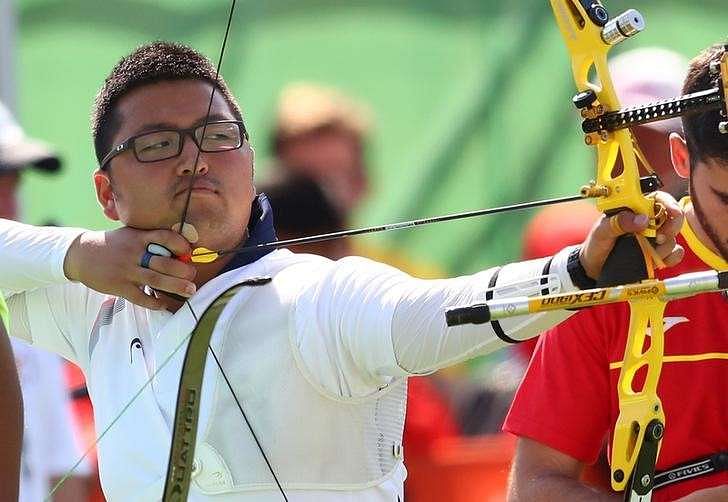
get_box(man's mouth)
[175,180,218,196]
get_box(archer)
[0,41,683,500]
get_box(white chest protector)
[84,250,407,500]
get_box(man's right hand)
[63,228,197,310]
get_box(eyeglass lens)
[134,122,243,162]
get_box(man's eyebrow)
[193,113,234,125]
[130,114,235,136]
[131,122,177,136]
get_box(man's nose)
[177,133,210,176]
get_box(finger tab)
[171,222,199,243]
[147,243,173,257]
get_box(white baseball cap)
[609,47,689,133]
[0,100,60,172]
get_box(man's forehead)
[115,80,235,136]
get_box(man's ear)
[93,169,120,221]
[669,132,691,179]
[250,145,256,178]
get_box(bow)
[547,2,727,499]
[549,2,667,498]
[449,2,727,500]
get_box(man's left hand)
[579,191,685,281]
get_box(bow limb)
[614,296,667,498]
[549,1,665,498]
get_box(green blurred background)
[14,0,728,275]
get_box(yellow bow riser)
[551,1,660,238]
[550,1,665,495]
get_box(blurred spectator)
[0,99,91,501]
[259,171,350,259]
[611,47,689,198]
[12,340,92,502]
[271,82,371,213]
[269,81,442,276]
[0,293,22,501]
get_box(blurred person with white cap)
[0,99,91,502]
[611,47,690,198]
[0,100,60,217]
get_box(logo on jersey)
[645,316,689,336]
[129,337,144,364]
[88,297,127,357]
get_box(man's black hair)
[91,41,243,165]
[681,43,728,167]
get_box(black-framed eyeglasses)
[99,120,249,169]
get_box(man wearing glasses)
[0,42,684,500]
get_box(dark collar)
[219,193,278,274]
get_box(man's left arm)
[366,202,683,376]
[293,198,684,395]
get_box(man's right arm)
[509,438,619,501]
[503,306,618,501]
[0,218,195,308]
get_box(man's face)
[0,171,19,220]
[691,156,728,260]
[95,80,255,251]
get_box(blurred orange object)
[64,361,106,502]
[405,434,516,502]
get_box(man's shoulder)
[263,250,398,278]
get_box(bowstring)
[174,0,288,499]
